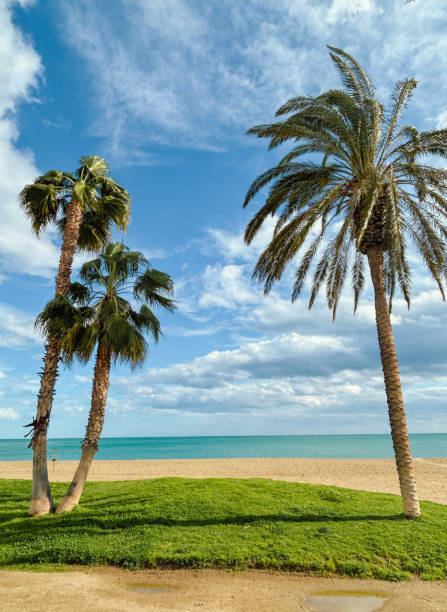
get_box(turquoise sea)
[0,434,445,461]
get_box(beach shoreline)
[1,456,446,504]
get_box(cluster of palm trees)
[21,47,447,520]
[21,158,175,515]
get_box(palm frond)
[47,242,174,369]
[243,46,447,316]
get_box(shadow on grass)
[0,508,406,546]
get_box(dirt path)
[1,457,446,504]
[0,568,446,611]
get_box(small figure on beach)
[51,448,57,472]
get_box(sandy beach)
[1,456,446,504]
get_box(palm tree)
[20,157,131,516]
[243,47,447,519]
[36,242,176,513]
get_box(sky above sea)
[1,0,447,438]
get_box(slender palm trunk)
[29,199,83,516]
[367,247,420,518]
[55,344,111,514]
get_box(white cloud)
[167,212,447,429]
[0,2,40,116]
[0,1,61,278]
[206,216,277,263]
[0,407,19,420]
[112,341,388,430]
[54,1,321,153]
[199,264,258,309]
[58,0,447,158]
[74,375,90,383]
[436,108,447,129]
[193,217,291,315]
[106,322,447,431]
[165,324,222,338]
[101,209,447,432]
[61,404,85,413]
[41,117,72,130]
[141,247,168,260]
[327,0,379,24]
[159,331,358,380]
[0,302,40,348]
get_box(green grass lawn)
[1,477,446,581]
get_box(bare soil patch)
[1,568,446,611]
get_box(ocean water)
[0,434,445,461]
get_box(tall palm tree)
[243,47,447,519]
[20,157,131,516]
[37,242,176,513]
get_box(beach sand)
[1,567,447,611]
[1,456,446,504]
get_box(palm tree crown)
[38,242,176,368]
[20,156,131,253]
[244,46,447,317]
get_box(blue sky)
[1,0,447,438]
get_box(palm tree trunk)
[29,199,83,516]
[55,344,111,514]
[367,247,420,518]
